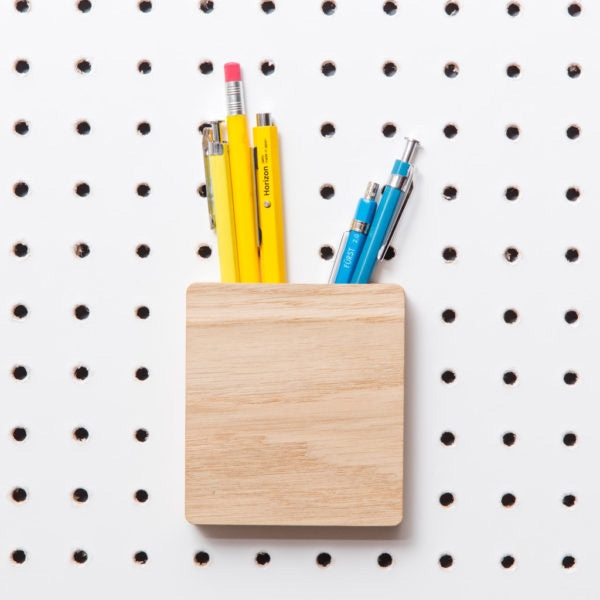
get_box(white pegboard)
[0,0,597,597]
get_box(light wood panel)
[186,284,405,526]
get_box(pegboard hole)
[15,59,30,74]
[564,310,579,324]
[503,432,516,446]
[199,60,213,75]
[136,244,151,258]
[503,371,517,385]
[75,182,90,197]
[135,489,149,503]
[73,488,88,503]
[199,0,214,13]
[378,552,393,567]
[383,61,397,77]
[255,551,271,566]
[74,242,90,258]
[15,1,30,12]
[501,493,516,507]
[135,428,149,442]
[439,492,454,507]
[443,124,458,139]
[73,427,89,441]
[565,187,580,201]
[439,554,453,568]
[383,1,397,15]
[443,185,457,200]
[76,59,91,74]
[504,247,519,262]
[12,427,27,442]
[383,246,396,260]
[12,487,27,503]
[382,123,397,138]
[562,494,576,507]
[563,432,577,446]
[195,551,210,566]
[505,186,519,201]
[442,247,457,262]
[444,62,459,78]
[74,305,90,320]
[321,61,336,76]
[138,60,152,74]
[441,370,456,384]
[444,1,459,16]
[198,184,207,198]
[260,60,275,76]
[563,371,578,385]
[77,0,92,13]
[135,367,149,381]
[442,309,456,323]
[76,120,91,135]
[13,304,28,319]
[565,247,579,262]
[14,120,29,135]
[319,245,334,261]
[506,63,520,78]
[316,552,332,567]
[562,555,576,569]
[12,550,26,564]
[440,431,455,446]
[136,306,150,319]
[566,125,580,139]
[567,2,581,16]
[507,2,520,16]
[503,309,518,324]
[134,551,148,564]
[506,125,520,140]
[138,0,152,12]
[320,122,335,138]
[13,242,28,257]
[320,184,335,199]
[567,63,581,78]
[136,183,150,197]
[137,122,151,135]
[73,550,88,564]
[321,1,336,15]
[197,244,212,258]
[74,366,89,380]
[501,555,515,569]
[12,366,28,380]
[261,0,275,13]
[13,181,29,197]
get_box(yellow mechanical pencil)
[224,62,261,282]
[253,113,286,283]
[204,121,239,283]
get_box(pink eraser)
[224,62,241,82]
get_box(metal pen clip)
[202,121,223,230]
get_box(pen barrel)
[334,230,367,283]
[254,122,286,283]
[227,114,261,282]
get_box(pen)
[350,138,419,283]
[331,182,379,284]
[202,127,216,230]
[224,62,261,282]
[205,121,240,283]
[253,113,286,283]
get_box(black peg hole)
[443,124,458,138]
[382,123,397,138]
[260,60,275,76]
[14,120,29,135]
[506,64,520,78]
[13,366,27,380]
[74,242,90,258]
[439,492,454,507]
[135,489,149,503]
[15,59,30,74]
[73,550,88,564]
[198,184,207,197]
[503,309,518,324]
[13,305,28,319]
[503,371,517,385]
[320,122,335,137]
[74,427,89,441]
[383,61,397,77]
[383,246,395,260]
[567,2,581,16]
[444,62,459,78]
[507,2,520,16]
[322,0,336,15]
[77,0,92,12]
[316,552,332,567]
[76,121,91,135]
[563,432,577,446]
[378,552,393,567]
[197,244,212,258]
[442,247,457,262]
[261,0,275,13]
[319,245,334,261]
[506,125,520,140]
[136,306,150,319]
[321,61,336,76]
[565,248,579,262]
[441,370,456,384]
[320,184,335,199]
[440,431,455,446]
[136,244,150,258]
[138,0,151,12]
[503,432,516,446]
[195,551,210,565]
[439,554,453,568]
[136,183,150,197]
[75,182,90,197]
[135,367,149,381]
[566,125,580,139]
[12,427,27,442]
[13,181,29,197]
[442,309,456,323]
[563,494,576,507]
[564,310,578,324]
[565,187,580,201]
[74,366,89,380]
[15,1,30,12]
[135,428,149,442]
[445,1,459,16]
[383,1,397,15]
[12,487,27,503]
[13,242,28,257]
[12,550,26,564]
[76,59,91,74]
[256,552,271,566]
[74,305,89,320]
[138,60,152,74]
[442,185,457,200]
[501,555,515,569]
[562,555,575,569]
[567,63,581,78]
[134,551,148,564]
[505,186,519,201]
[501,493,516,507]
[504,247,519,262]
[199,61,213,75]
[137,122,151,135]
[73,488,88,503]
[564,371,578,385]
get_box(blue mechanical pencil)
[350,138,419,283]
[332,182,379,283]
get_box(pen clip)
[377,168,415,262]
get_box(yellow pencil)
[253,113,286,283]
[224,62,261,282]
[204,122,239,282]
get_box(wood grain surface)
[185,284,405,526]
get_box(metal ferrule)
[257,113,272,126]
[206,121,224,155]
[225,81,245,115]
[351,219,370,234]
